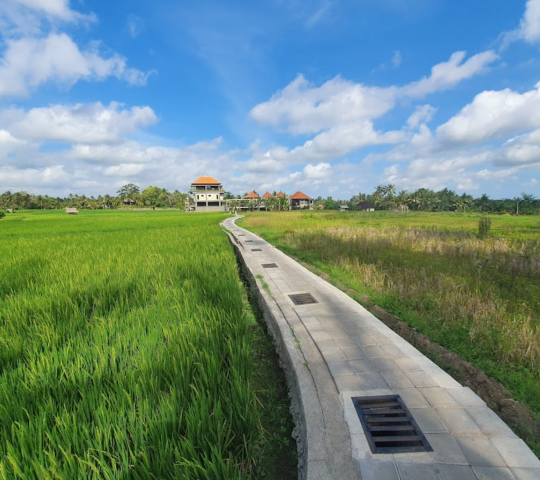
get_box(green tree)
[141,186,166,208]
[117,183,140,199]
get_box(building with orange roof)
[275,191,286,198]
[245,191,259,199]
[261,192,273,199]
[189,176,225,212]
[289,191,313,210]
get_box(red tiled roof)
[245,191,259,199]
[290,191,312,200]
[262,192,273,199]
[192,176,221,185]
[275,191,286,198]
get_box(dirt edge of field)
[293,257,540,445]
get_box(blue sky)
[0,0,539,199]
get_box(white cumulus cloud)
[402,51,498,98]
[0,34,152,98]
[2,102,158,144]
[436,82,540,146]
[250,74,397,135]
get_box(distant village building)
[189,176,225,212]
[289,191,314,210]
[245,191,259,200]
[123,198,136,206]
[357,201,375,211]
[262,192,273,200]
[339,204,349,211]
[65,207,78,215]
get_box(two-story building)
[189,176,225,212]
[289,191,314,210]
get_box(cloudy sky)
[0,0,539,198]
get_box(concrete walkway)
[223,216,540,480]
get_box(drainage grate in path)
[238,234,245,236]
[289,293,318,305]
[245,240,253,242]
[351,395,432,454]
[251,248,262,252]
[262,263,279,268]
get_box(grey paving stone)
[394,388,431,408]
[511,467,540,480]
[370,333,395,345]
[396,462,440,480]
[362,345,387,358]
[315,339,340,352]
[392,452,432,465]
[419,387,460,407]
[370,357,401,372]
[425,434,468,464]
[472,466,517,480]
[426,369,463,389]
[394,356,423,372]
[380,344,408,357]
[446,387,486,407]
[341,347,367,360]
[409,408,449,433]
[405,370,439,387]
[311,331,333,342]
[334,337,359,349]
[359,460,399,480]
[490,437,540,468]
[322,349,347,362]
[351,334,377,347]
[300,316,321,325]
[327,328,349,339]
[306,323,326,333]
[435,464,477,480]
[349,358,378,374]
[327,361,356,377]
[437,409,482,435]
[381,371,415,389]
[455,436,506,467]
[358,326,383,335]
[334,374,363,393]
[467,407,516,437]
[356,372,390,390]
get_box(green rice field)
[240,211,540,434]
[0,210,295,480]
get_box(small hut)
[66,207,78,215]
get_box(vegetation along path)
[0,210,296,480]
[229,214,540,480]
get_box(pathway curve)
[223,216,540,480]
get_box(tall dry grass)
[283,225,540,369]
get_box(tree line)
[0,184,191,211]
[319,185,539,214]
[1,183,538,214]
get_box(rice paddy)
[0,210,295,479]
[239,211,540,418]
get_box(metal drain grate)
[251,248,262,252]
[238,234,245,236]
[245,240,253,242]
[289,293,318,305]
[262,263,278,268]
[352,395,432,454]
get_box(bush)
[0,211,5,220]
[478,216,491,239]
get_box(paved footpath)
[223,216,540,480]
